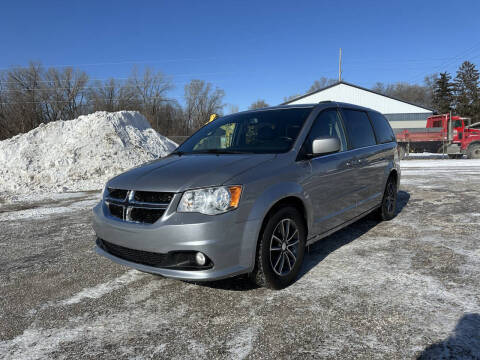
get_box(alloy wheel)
[384,181,396,214]
[269,218,299,276]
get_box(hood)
[107,153,276,192]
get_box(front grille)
[108,203,123,219]
[97,239,212,270]
[134,191,173,203]
[130,207,165,223]
[107,188,128,200]
[104,188,174,224]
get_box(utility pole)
[338,48,342,82]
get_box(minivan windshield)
[174,108,313,154]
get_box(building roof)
[282,80,435,113]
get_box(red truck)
[395,114,480,159]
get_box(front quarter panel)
[227,153,313,269]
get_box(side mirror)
[312,137,341,156]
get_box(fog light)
[195,252,206,266]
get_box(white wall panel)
[389,120,427,129]
[288,83,432,115]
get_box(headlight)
[178,186,242,215]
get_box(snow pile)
[0,111,177,198]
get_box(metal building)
[283,81,434,129]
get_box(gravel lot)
[1,161,479,359]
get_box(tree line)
[1,60,479,141]
[0,63,225,140]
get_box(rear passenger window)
[369,112,395,144]
[341,109,377,149]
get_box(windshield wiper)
[192,149,248,154]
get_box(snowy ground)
[1,160,479,359]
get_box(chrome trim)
[104,189,172,223]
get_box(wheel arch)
[389,168,399,183]
[467,140,480,149]
[388,168,399,191]
[258,196,308,242]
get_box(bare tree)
[42,67,89,121]
[0,61,227,140]
[87,77,140,113]
[0,62,44,137]
[249,99,269,110]
[184,79,225,132]
[0,72,10,139]
[371,75,437,109]
[308,77,337,92]
[129,67,174,132]
[283,94,302,103]
[227,104,239,114]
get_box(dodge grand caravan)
[93,102,400,289]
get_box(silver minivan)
[93,102,400,289]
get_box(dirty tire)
[375,175,398,221]
[251,206,306,289]
[398,145,406,160]
[467,143,480,159]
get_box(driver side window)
[302,109,347,155]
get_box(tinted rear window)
[369,112,395,144]
[341,109,377,149]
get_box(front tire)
[251,207,306,289]
[375,175,398,221]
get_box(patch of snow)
[400,159,480,168]
[405,152,449,159]
[60,270,144,306]
[227,326,258,360]
[0,111,177,199]
[0,309,171,360]
[2,191,98,205]
[0,198,99,221]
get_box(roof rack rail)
[318,100,333,104]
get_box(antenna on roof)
[338,48,342,82]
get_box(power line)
[0,96,178,105]
[0,78,229,93]
[0,54,265,71]
[409,42,480,84]
[0,71,235,85]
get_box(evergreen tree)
[433,72,454,114]
[454,61,480,121]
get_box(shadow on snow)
[417,313,480,359]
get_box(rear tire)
[467,143,480,159]
[251,206,306,289]
[375,175,398,221]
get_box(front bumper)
[92,202,261,281]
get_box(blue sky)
[2,0,480,110]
